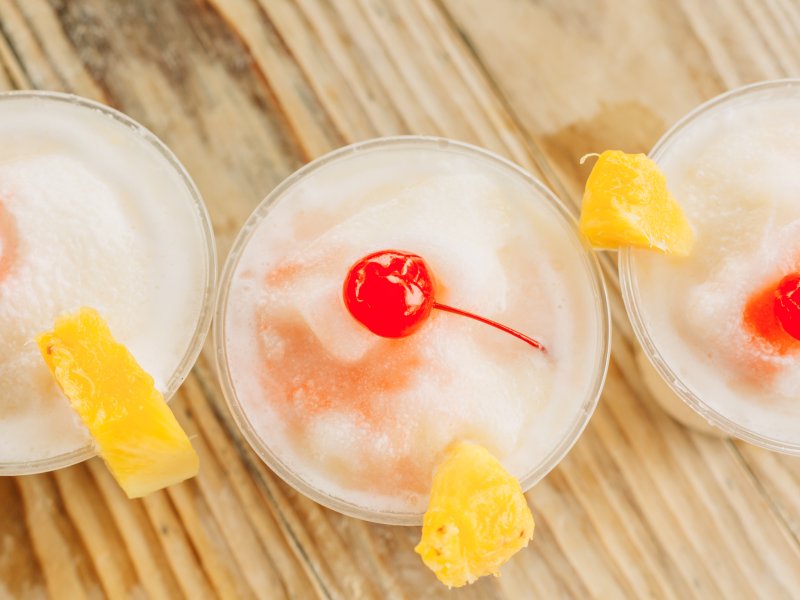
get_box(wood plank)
[1,0,800,598]
[84,460,186,600]
[139,488,214,600]
[52,467,141,599]
[15,476,95,600]
[0,478,47,599]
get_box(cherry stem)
[432,303,546,352]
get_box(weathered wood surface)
[1,0,800,598]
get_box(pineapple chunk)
[37,308,198,498]
[579,150,694,255]
[415,441,534,587]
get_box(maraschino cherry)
[343,250,545,351]
[774,272,800,341]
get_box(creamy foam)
[224,142,605,513]
[0,95,209,465]
[631,86,800,444]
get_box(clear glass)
[0,91,217,475]
[215,136,611,525]
[620,79,800,454]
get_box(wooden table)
[2,1,800,598]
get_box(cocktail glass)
[215,136,610,524]
[0,91,217,475]
[620,79,800,453]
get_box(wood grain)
[1,1,800,598]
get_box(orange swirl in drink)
[0,200,17,283]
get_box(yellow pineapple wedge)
[579,150,695,255]
[37,307,198,498]
[415,441,534,587]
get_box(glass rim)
[619,78,800,455]
[214,135,611,525]
[0,90,218,475]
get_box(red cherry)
[774,273,800,341]
[343,249,545,351]
[343,250,435,338]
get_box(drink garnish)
[741,273,800,354]
[343,250,545,350]
[37,307,199,498]
[774,273,800,341]
[414,441,535,587]
[579,150,694,255]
